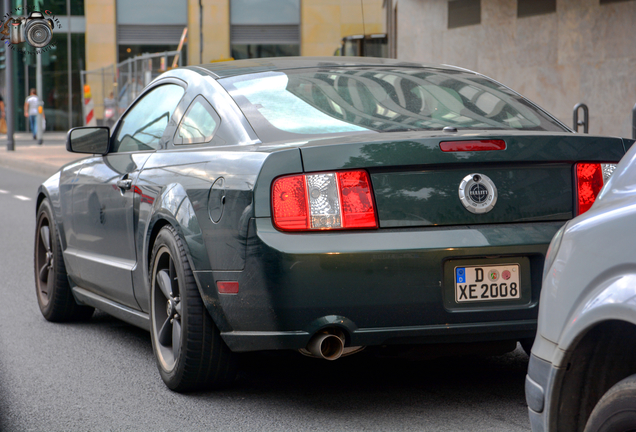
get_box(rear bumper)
[197,218,564,352]
[218,319,536,352]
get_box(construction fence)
[80,51,184,127]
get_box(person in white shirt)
[24,88,42,139]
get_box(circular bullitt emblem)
[458,173,498,214]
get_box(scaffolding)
[80,51,183,127]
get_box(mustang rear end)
[199,130,627,355]
[38,58,631,391]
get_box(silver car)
[526,140,636,431]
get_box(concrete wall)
[302,0,385,56]
[85,0,117,120]
[187,0,231,64]
[396,0,636,138]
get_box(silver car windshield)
[220,66,567,139]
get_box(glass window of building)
[117,0,187,62]
[7,4,87,132]
[517,0,556,18]
[447,0,481,29]
[230,0,300,60]
[44,0,84,15]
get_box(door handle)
[117,179,132,190]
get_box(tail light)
[272,170,378,231]
[439,139,506,152]
[575,163,617,215]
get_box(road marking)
[14,195,31,201]
[0,189,8,194]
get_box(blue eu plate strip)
[456,267,466,284]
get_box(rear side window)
[174,95,221,145]
[112,84,185,152]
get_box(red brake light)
[439,140,506,152]
[575,163,604,215]
[271,175,308,230]
[272,170,378,231]
[338,171,377,228]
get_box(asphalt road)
[0,166,532,432]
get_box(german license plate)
[455,264,521,303]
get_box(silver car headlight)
[543,223,567,282]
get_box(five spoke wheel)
[149,225,237,392]
[152,250,183,369]
[35,222,53,308]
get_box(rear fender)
[148,183,210,272]
[143,184,234,331]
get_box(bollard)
[573,103,589,133]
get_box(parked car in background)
[33,57,632,392]
[526,140,636,432]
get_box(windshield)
[220,66,567,140]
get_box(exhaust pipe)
[306,330,345,361]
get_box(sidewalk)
[0,132,82,178]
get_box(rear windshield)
[219,66,567,140]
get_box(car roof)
[186,56,467,79]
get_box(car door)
[64,82,185,308]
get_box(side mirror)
[66,127,110,154]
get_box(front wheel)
[149,225,237,392]
[584,374,636,432]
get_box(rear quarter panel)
[133,146,303,316]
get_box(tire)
[34,199,94,322]
[149,225,237,392]
[584,374,636,432]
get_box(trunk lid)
[297,131,625,227]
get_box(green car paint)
[42,58,629,358]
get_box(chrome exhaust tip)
[306,331,345,361]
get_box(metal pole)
[101,66,105,124]
[4,0,14,150]
[632,103,636,140]
[133,58,137,99]
[127,60,132,107]
[36,46,43,144]
[67,0,72,130]
[79,70,85,125]
[199,0,203,64]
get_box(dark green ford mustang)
[33,57,632,391]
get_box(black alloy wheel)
[149,225,237,392]
[34,199,94,322]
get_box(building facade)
[2,0,384,131]
[387,0,636,138]
[1,0,86,132]
[83,0,383,126]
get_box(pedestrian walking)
[24,88,41,139]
